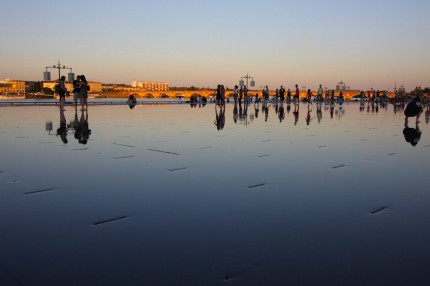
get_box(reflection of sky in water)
[0,102,429,285]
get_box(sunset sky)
[1,0,429,91]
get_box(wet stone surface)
[0,102,429,286]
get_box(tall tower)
[132,79,137,88]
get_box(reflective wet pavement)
[1,102,429,285]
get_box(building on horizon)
[132,79,137,88]
[138,81,169,91]
[0,79,26,93]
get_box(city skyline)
[1,0,429,91]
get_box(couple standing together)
[72,75,89,111]
[58,75,89,111]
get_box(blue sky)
[1,0,429,91]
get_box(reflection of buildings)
[0,79,26,93]
[42,81,102,92]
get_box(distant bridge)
[129,90,218,99]
[105,90,388,100]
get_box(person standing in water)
[220,85,226,106]
[317,84,323,104]
[216,85,222,105]
[243,85,249,105]
[58,75,68,111]
[72,75,82,110]
[279,85,285,103]
[294,84,300,105]
[233,85,239,104]
[306,89,313,105]
[79,75,89,111]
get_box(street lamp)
[239,73,255,88]
[44,60,74,81]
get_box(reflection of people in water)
[306,105,312,125]
[127,94,137,109]
[403,121,421,146]
[73,108,80,131]
[425,108,430,124]
[233,102,238,123]
[360,101,365,112]
[293,104,299,125]
[263,100,270,122]
[316,102,322,123]
[75,110,91,144]
[404,96,424,124]
[278,102,285,122]
[214,104,225,130]
[254,101,259,119]
[57,109,68,144]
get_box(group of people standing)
[58,75,89,111]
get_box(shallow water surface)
[1,102,429,285]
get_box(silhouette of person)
[80,75,89,111]
[233,85,239,104]
[220,85,226,106]
[294,84,300,105]
[403,121,421,146]
[72,75,82,110]
[243,85,249,104]
[306,89,313,105]
[404,96,424,124]
[57,109,68,144]
[279,86,285,102]
[58,75,68,111]
[216,85,222,106]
